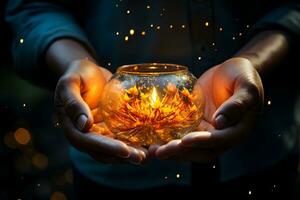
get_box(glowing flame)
[150,87,159,108]
[101,84,203,146]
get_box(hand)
[152,57,264,163]
[55,59,147,164]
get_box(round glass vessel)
[99,63,204,147]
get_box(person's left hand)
[151,57,264,163]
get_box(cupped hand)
[54,59,147,164]
[152,57,264,163]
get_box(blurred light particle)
[239,32,243,36]
[115,4,119,7]
[4,132,17,149]
[169,25,173,29]
[156,26,161,30]
[126,10,130,14]
[212,42,215,46]
[267,100,271,105]
[219,27,223,31]
[176,173,180,179]
[246,25,250,28]
[32,152,48,170]
[181,24,186,29]
[14,128,31,145]
[141,31,146,36]
[124,36,129,41]
[50,192,67,200]
[198,56,202,60]
[204,21,209,27]
[65,169,74,184]
[108,62,111,66]
[116,32,120,36]
[232,36,236,40]
[212,165,216,169]
[22,103,26,107]
[150,24,154,28]
[146,5,150,9]
[129,29,135,35]
[20,38,24,44]
[164,176,168,180]
[248,190,252,195]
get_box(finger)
[155,140,182,159]
[182,110,257,150]
[196,119,215,131]
[91,107,103,123]
[213,85,260,129]
[148,144,160,157]
[55,75,93,132]
[58,109,131,158]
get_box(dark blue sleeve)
[5,0,94,85]
[251,3,300,42]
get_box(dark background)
[1,1,73,200]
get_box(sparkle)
[176,174,180,178]
[150,24,154,28]
[232,36,236,40]
[198,56,202,60]
[115,4,119,7]
[239,32,243,36]
[181,24,186,29]
[267,100,271,105]
[169,25,173,29]
[204,21,209,27]
[126,10,130,14]
[124,36,129,41]
[37,183,40,187]
[22,103,26,107]
[246,24,250,28]
[212,42,215,46]
[116,32,119,36]
[108,62,111,66]
[141,31,146,36]
[248,190,252,195]
[219,27,223,31]
[273,184,277,188]
[160,13,163,16]
[129,29,135,35]
[156,26,160,30]
[212,165,216,169]
[19,38,24,44]
[54,122,60,128]
[164,176,168,180]
[146,5,150,9]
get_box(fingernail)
[215,114,227,129]
[77,114,88,131]
[129,159,142,165]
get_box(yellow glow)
[32,152,48,170]
[14,128,31,145]
[150,87,158,107]
[170,25,173,29]
[181,25,185,28]
[156,26,160,30]
[50,192,67,200]
[129,29,135,35]
[205,21,209,27]
[176,174,180,178]
[141,31,146,36]
[124,36,129,41]
[267,100,271,105]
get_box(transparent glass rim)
[117,63,188,75]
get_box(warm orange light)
[32,152,48,170]
[14,128,31,145]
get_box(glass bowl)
[97,63,204,147]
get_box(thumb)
[213,86,260,129]
[55,76,94,132]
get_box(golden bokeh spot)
[204,21,209,27]
[3,132,18,149]
[129,29,135,35]
[141,31,146,36]
[32,152,48,170]
[14,128,31,145]
[124,36,129,41]
[50,192,67,200]
[65,169,74,184]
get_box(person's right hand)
[54,59,147,164]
